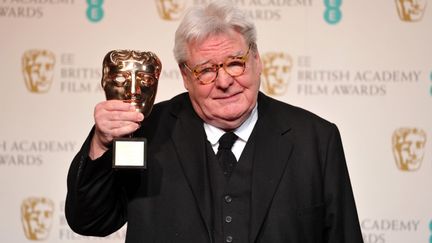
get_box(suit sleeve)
[323,124,363,243]
[65,128,127,236]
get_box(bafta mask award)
[101,50,162,169]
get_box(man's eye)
[226,60,244,67]
[197,67,215,75]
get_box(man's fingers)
[101,100,132,111]
[93,100,144,149]
[106,110,144,122]
[100,120,140,131]
[108,122,141,138]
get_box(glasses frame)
[183,44,251,85]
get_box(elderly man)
[66,2,363,243]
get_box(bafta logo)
[261,52,293,96]
[22,49,56,93]
[395,0,427,22]
[392,127,427,171]
[155,0,186,21]
[21,197,54,240]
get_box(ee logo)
[429,220,432,243]
[87,0,104,23]
[324,0,342,25]
[430,71,432,96]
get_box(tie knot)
[218,132,238,150]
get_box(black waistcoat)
[205,136,256,243]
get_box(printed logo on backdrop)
[156,0,186,21]
[262,54,423,97]
[22,50,56,93]
[324,0,342,24]
[429,220,432,243]
[58,200,126,240]
[86,0,104,23]
[21,50,104,94]
[58,53,103,93]
[430,71,432,96]
[361,218,421,243]
[155,0,313,22]
[21,197,54,240]
[395,0,427,22]
[21,197,126,241]
[0,0,74,19]
[392,127,427,171]
[0,140,76,166]
[261,52,293,96]
[21,49,185,95]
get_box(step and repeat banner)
[1,0,431,242]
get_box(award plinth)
[113,137,147,169]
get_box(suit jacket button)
[225,235,233,242]
[224,195,232,203]
[225,215,232,223]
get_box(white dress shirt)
[204,104,258,161]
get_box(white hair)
[173,1,257,64]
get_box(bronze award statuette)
[101,50,162,169]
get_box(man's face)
[102,51,161,117]
[181,31,262,130]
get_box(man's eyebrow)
[193,49,246,66]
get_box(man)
[66,2,363,242]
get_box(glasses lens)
[195,66,217,84]
[224,58,246,77]
[190,47,249,84]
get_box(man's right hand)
[89,100,144,160]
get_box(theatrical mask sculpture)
[101,50,162,168]
[102,50,162,117]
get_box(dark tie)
[216,132,238,178]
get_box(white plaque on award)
[113,138,147,169]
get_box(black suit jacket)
[66,92,363,243]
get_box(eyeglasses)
[183,45,251,85]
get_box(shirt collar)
[204,104,258,146]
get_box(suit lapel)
[170,98,213,238]
[250,94,294,242]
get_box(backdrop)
[1,1,431,242]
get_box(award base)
[112,138,147,169]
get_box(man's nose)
[214,67,234,89]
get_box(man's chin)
[210,112,250,130]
